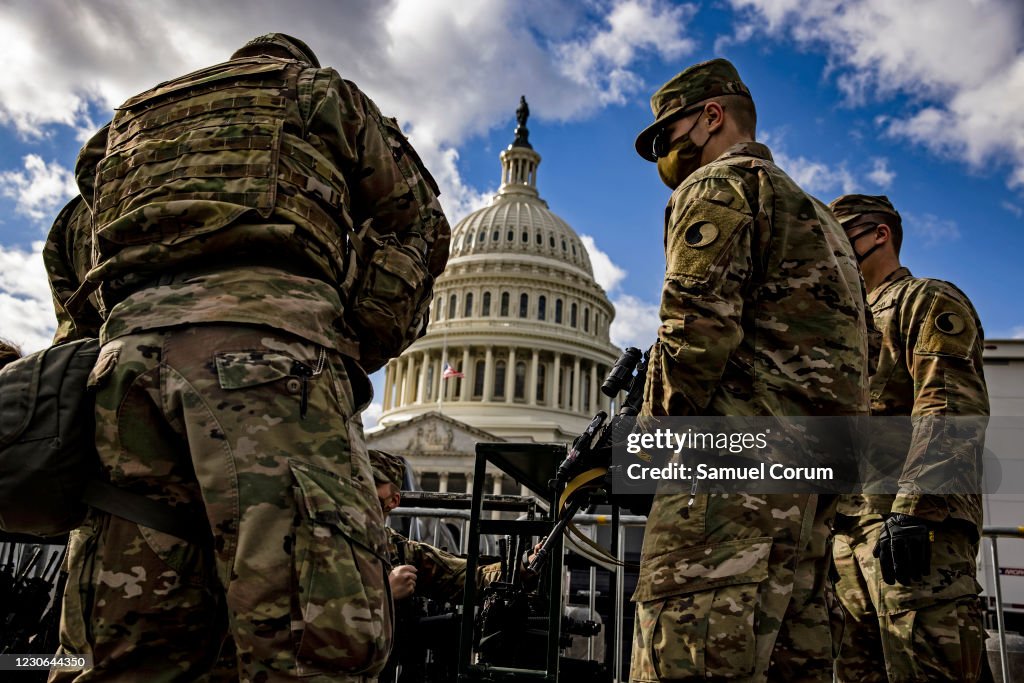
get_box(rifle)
[527,346,652,575]
[473,348,649,671]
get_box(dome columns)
[383,344,613,415]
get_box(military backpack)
[0,339,200,541]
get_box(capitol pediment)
[366,411,504,457]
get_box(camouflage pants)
[832,514,985,682]
[50,325,392,682]
[630,493,836,682]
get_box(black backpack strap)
[81,479,206,544]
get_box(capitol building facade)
[366,102,621,496]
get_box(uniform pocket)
[215,351,299,389]
[59,521,99,656]
[290,459,392,676]
[348,240,433,372]
[632,538,771,680]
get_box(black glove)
[873,513,933,585]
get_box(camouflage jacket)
[72,55,449,372]
[43,196,103,345]
[386,527,501,605]
[642,141,869,419]
[837,267,989,529]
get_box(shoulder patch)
[666,197,751,284]
[914,289,978,359]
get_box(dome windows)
[464,293,474,317]
[519,293,529,318]
[514,362,526,400]
[500,292,510,317]
[482,292,491,316]
[494,360,507,398]
[538,295,546,321]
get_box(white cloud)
[578,234,661,349]
[904,212,961,248]
[0,155,77,222]
[1001,201,1023,218]
[867,157,895,189]
[363,401,384,429]
[555,0,696,106]
[726,0,1024,188]
[760,130,857,197]
[580,234,627,293]
[0,0,697,224]
[0,242,56,353]
[0,0,697,350]
[609,293,661,349]
[1012,326,1024,340]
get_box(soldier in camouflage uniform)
[827,194,988,682]
[46,34,450,682]
[630,59,869,682]
[368,450,501,604]
[369,450,501,683]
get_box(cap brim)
[635,120,663,163]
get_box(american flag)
[442,361,464,379]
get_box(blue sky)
[1,0,1022,423]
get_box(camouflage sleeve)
[308,71,450,281]
[642,178,754,416]
[891,282,989,523]
[74,122,110,208]
[400,537,470,605]
[43,196,103,344]
[395,535,505,604]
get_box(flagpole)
[437,328,447,414]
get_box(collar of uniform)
[715,141,774,163]
[867,266,913,306]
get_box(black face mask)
[846,224,881,264]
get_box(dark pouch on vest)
[348,235,434,373]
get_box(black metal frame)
[457,442,567,682]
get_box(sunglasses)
[650,105,708,159]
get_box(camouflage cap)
[828,194,902,228]
[368,449,406,489]
[231,33,321,68]
[635,58,752,162]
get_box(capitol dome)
[378,100,620,442]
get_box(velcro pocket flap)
[215,351,297,390]
[914,291,977,360]
[666,198,751,286]
[632,537,771,603]
[290,459,387,559]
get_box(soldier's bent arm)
[310,72,450,280]
[644,177,754,416]
[892,282,989,522]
